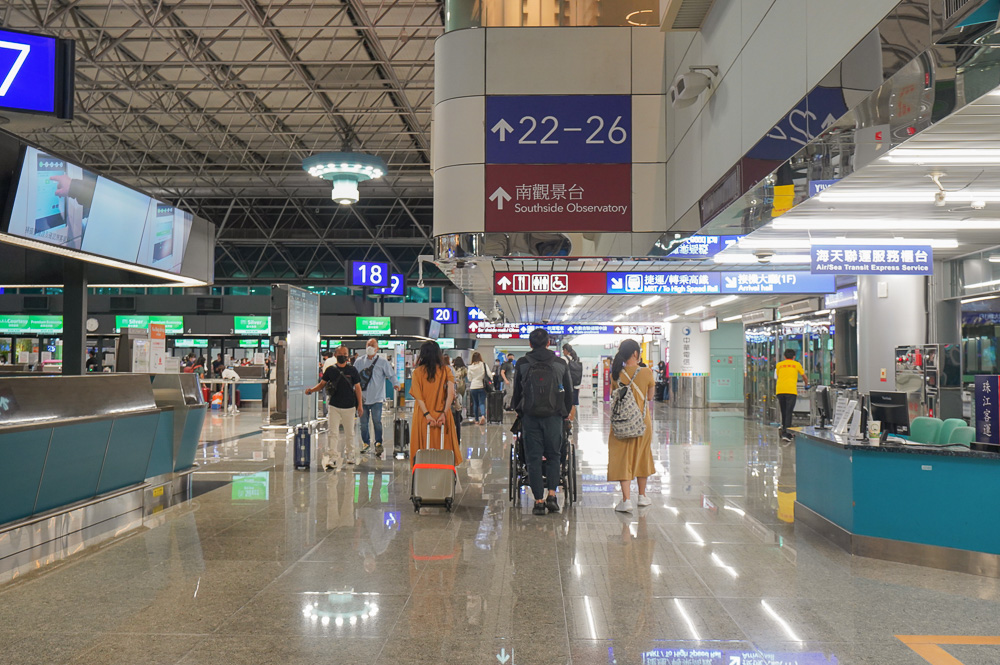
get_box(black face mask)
[336,356,348,364]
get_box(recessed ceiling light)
[773,219,1000,231]
[961,295,1000,304]
[714,253,811,264]
[665,315,679,322]
[684,305,705,315]
[710,295,739,307]
[722,314,742,322]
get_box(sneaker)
[375,443,384,458]
[532,501,547,516]
[346,458,357,465]
[545,495,560,513]
[636,495,652,507]
[360,443,371,455]
[615,499,635,513]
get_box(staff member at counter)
[776,349,808,442]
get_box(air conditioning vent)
[662,0,718,30]
[778,298,822,318]
[945,0,974,20]
[196,296,223,314]
[109,296,136,313]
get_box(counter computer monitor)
[814,385,832,429]
[868,390,910,438]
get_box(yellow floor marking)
[896,635,1000,665]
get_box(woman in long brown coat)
[409,341,462,468]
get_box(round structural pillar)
[668,322,709,408]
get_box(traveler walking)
[562,343,583,410]
[776,349,808,441]
[501,353,516,410]
[409,341,462,467]
[444,355,462,443]
[305,345,363,470]
[354,338,402,459]
[467,351,492,426]
[607,339,655,513]
[511,328,575,515]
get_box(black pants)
[777,393,797,434]
[453,409,462,443]
[522,414,562,501]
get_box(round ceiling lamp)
[302,152,387,205]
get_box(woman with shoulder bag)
[467,352,492,426]
[607,339,656,513]
[444,355,462,443]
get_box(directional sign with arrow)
[489,186,512,211]
[491,119,514,142]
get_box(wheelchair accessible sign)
[811,245,933,275]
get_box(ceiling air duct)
[661,0,718,31]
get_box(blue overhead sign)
[349,260,389,287]
[372,272,404,296]
[0,28,59,114]
[431,307,459,324]
[667,235,743,258]
[811,245,933,275]
[517,323,663,336]
[721,271,835,294]
[486,95,631,164]
[467,306,488,321]
[608,272,721,295]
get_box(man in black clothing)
[511,328,576,516]
[85,351,101,372]
[501,353,516,410]
[306,345,363,470]
[211,353,224,377]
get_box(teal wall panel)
[98,413,158,494]
[174,407,206,471]
[146,411,175,479]
[238,383,262,400]
[35,420,112,514]
[853,451,1000,554]
[0,428,52,524]
[795,435,854,530]
[710,323,745,403]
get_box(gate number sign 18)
[350,260,389,287]
[431,308,458,324]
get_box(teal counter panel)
[97,413,158,495]
[146,411,175,479]
[35,420,113,513]
[174,406,206,472]
[795,434,854,531]
[238,383,262,400]
[0,429,51,524]
[853,450,1000,555]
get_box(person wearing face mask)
[354,338,403,459]
[306,345,363,470]
[607,339,656,513]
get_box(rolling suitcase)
[411,423,456,512]
[294,424,311,470]
[394,417,410,458]
[487,391,504,424]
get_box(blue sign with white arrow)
[486,95,631,164]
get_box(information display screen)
[234,315,270,336]
[5,146,194,275]
[114,315,184,335]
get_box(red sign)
[494,271,606,295]
[485,164,631,233]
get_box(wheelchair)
[509,419,578,506]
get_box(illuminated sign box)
[0,28,72,116]
[234,316,270,336]
[175,338,208,348]
[0,314,63,334]
[356,316,391,336]
[114,315,184,335]
[239,339,260,348]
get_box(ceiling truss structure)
[0,0,443,284]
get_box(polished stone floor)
[3,398,1000,665]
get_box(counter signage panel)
[234,315,270,336]
[0,314,64,334]
[114,315,184,335]
[372,272,404,296]
[239,339,260,348]
[356,316,391,336]
[0,28,58,114]
[175,338,208,348]
[975,376,999,445]
[624,647,840,665]
[349,260,389,287]
[811,245,933,275]
[431,307,459,324]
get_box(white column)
[857,275,926,394]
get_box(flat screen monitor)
[869,390,910,436]
[814,385,832,429]
[428,319,442,339]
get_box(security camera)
[488,301,503,323]
[755,250,774,264]
[669,66,718,109]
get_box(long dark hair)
[417,341,444,381]
[562,343,578,362]
[611,339,641,382]
[471,351,483,365]
[453,356,466,369]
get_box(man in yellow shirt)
[775,349,808,441]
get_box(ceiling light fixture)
[987,255,1000,263]
[722,314,743,322]
[736,237,958,249]
[965,277,1000,290]
[710,295,739,307]
[772,219,1000,231]
[881,149,1000,165]
[665,315,680,322]
[818,190,1000,203]
[625,305,640,315]
[714,253,811,264]
[684,305,705,315]
[641,296,660,307]
[302,152,387,205]
[961,295,1000,304]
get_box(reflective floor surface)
[3,399,1000,665]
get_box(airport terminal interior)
[8,0,1000,664]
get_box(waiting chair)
[937,418,967,445]
[948,426,975,447]
[909,416,943,444]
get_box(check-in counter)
[149,373,207,477]
[0,374,161,526]
[794,426,1000,577]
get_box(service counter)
[795,426,1000,577]
[149,373,207,477]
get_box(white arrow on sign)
[491,119,514,141]
[611,277,624,290]
[490,187,512,211]
[0,41,30,96]
[497,276,512,291]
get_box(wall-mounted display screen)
[234,315,270,336]
[5,146,195,275]
[114,315,184,335]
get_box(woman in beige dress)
[607,338,655,513]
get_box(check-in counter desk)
[0,374,162,526]
[149,373,207,478]
[795,426,1000,577]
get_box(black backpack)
[568,359,583,387]
[521,357,563,417]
